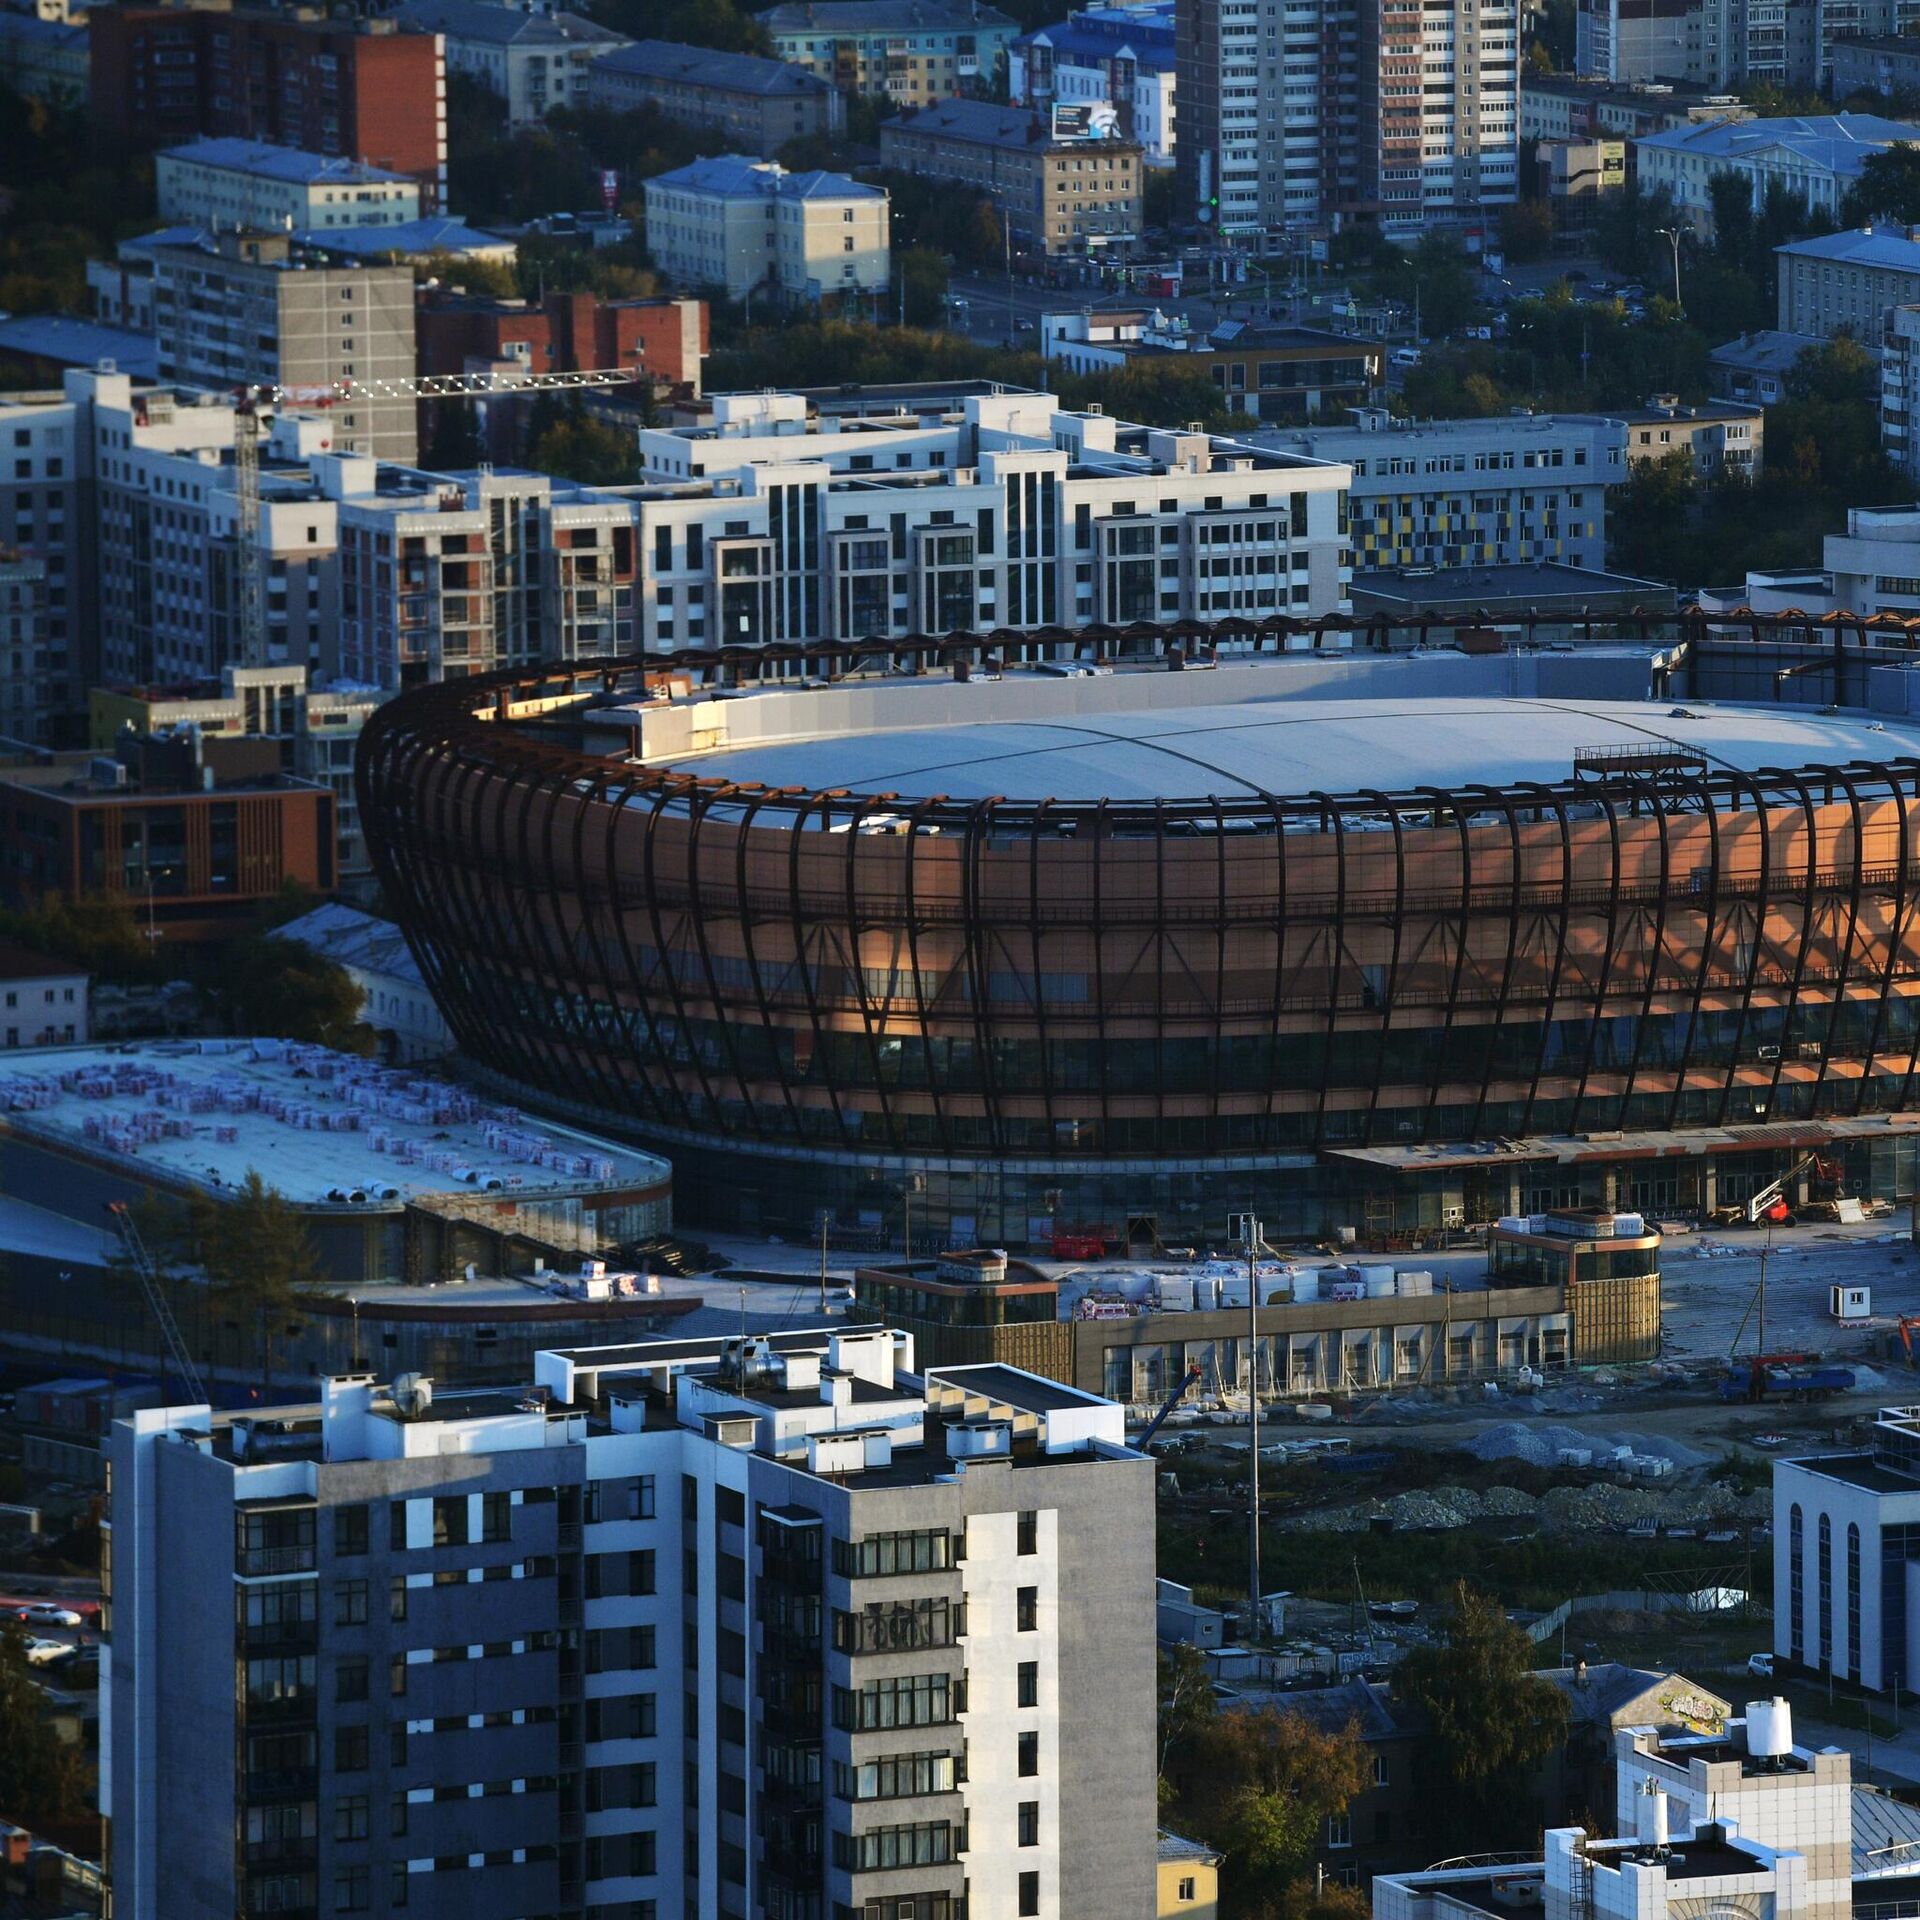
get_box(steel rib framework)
[356,611,1920,1179]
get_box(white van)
[1390,346,1423,369]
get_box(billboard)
[1051,100,1119,141]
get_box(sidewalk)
[1790,1706,1920,1789]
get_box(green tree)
[1394,1583,1571,1847]
[1157,1642,1216,1789]
[0,1626,88,1825]
[1843,143,1920,225]
[529,413,638,486]
[191,1172,324,1391]
[1498,197,1554,264]
[900,246,950,326]
[214,912,374,1054]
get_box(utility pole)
[1246,1215,1263,1645]
[819,1214,829,1317]
[1655,226,1682,309]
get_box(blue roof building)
[1637,113,1920,233]
[1008,3,1176,162]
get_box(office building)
[1009,4,1177,166]
[143,229,418,463]
[391,0,629,130]
[642,156,890,305]
[879,98,1142,258]
[1042,310,1382,422]
[1618,393,1763,475]
[759,0,1021,104]
[1776,225,1920,339]
[1773,1406,1920,1693]
[586,40,844,157]
[1635,112,1920,233]
[1533,136,1628,223]
[0,731,334,945]
[1250,408,1625,571]
[1176,0,1516,242]
[106,1327,1158,1920]
[1831,31,1920,100]
[156,137,421,234]
[89,4,447,205]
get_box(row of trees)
[1158,1586,1572,1917]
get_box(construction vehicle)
[1708,1151,1845,1229]
[231,366,641,668]
[1718,1352,1854,1402]
[1136,1362,1205,1450]
[105,1201,207,1406]
[1050,1224,1113,1260]
[1896,1316,1920,1367]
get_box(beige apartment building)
[1619,394,1765,477]
[1776,225,1920,340]
[759,0,1019,103]
[643,155,889,304]
[879,97,1141,258]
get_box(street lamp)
[1654,226,1683,309]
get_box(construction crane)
[1136,1361,1205,1451]
[231,366,644,668]
[105,1201,207,1406]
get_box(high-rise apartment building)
[106,1326,1158,1920]
[1177,0,1515,241]
[142,230,418,464]
[88,2,447,205]
[0,552,52,747]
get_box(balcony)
[236,1544,316,1577]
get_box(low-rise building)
[393,0,629,128]
[1350,562,1677,634]
[0,944,87,1051]
[1157,1830,1221,1919]
[155,137,421,234]
[271,901,452,1061]
[1009,3,1176,166]
[0,731,335,946]
[1702,502,1920,620]
[760,0,1020,104]
[1517,74,1749,144]
[1829,33,1920,102]
[642,154,889,305]
[880,96,1141,260]
[1709,328,1827,405]
[1618,393,1764,476]
[286,217,517,267]
[1777,225,1920,339]
[586,39,843,156]
[1534,136,1628,224]
[1042,311,1380,422]
[1637,113,1920,235]
[0,11,87,101]
[1250,408,1626,573]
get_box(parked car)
[1747,1652,1776,1678]
[20,1637,67,1667]
[14,1602,83,1629]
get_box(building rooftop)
[593,37,833,96]
[291,218,515,261]
[1351,562,1676,613]
[759,0,1016,31]
[391,0,626,48]
[270,903,428,992]
[0,1040,668,1209]
[1830,32,1920,55]
[648,153,884,201]
[655,692,1920,804]
[1708,328,1827,374]
[1015,5,1175,70]
[0,313,159,380]
[160,137,411,187]
[885,94,1140,152]
[1156,1829,1220,1867]
[1855,1786,1920,1878]
[1775,223,1920,271]
[1638,111,1920,171]
[1536,1662,1727,1729]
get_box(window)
[1017,1509,1037,1555]
[334,1795,369,1842]
[433,1496,469,1548]
[481,1492,512,1544]
[1179,1878,1198,1902]
[389,1502,408,1552]
[1019,1800,1039,1847]
[1018,1731,1038,1777]
[334,1504,368,1556]
[1018,1661,1038,1708]
[1326,1812,1352,1848]
[335,1725,369,1772]
[1019,1870,1040,1916]
[389,1578,408,1622]
[336,1659,369,1704]
[1790,1504,1804,1661]
[334,1579,368,1626]
[334,1865,370,1912]
[1373,1754,1390,1788]
[1017,1587,1038,1632]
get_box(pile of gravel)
[1465,1422,1714,1470]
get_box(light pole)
[1654,226,1683,309]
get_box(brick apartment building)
[88,2,447,205]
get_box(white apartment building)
[0,385,84,736]
[0,946,87,1051]
[1883,303,1920,483]
[1251,409,1625,573]
[1637,112,1920,233]
[107,1328,1159,1920]
[271,901,451,1060]
[1776,225,1920,340]
[628,387,1354,649]
[1576,0,1808,88]
[155,139,422,235]
[392,0,630,127]
[329,457,640,692]
[643,156,890,306]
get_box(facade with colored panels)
[759,0,1019,104]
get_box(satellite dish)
[392,1374,434,1418]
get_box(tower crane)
[231,366,643,668]
[106,1201,207,1407]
